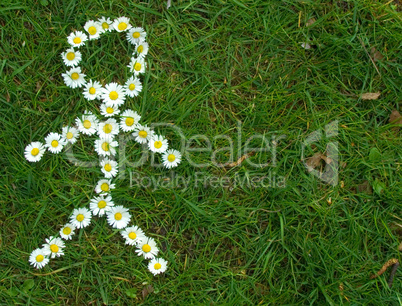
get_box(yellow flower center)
[128,83,135,91]
[109,91,118,100]
[103,123,113,134]
[138,130,147,138]
[50,244,59,253]
[104,164,112,172]
[154,141,162,149]
[115,212,122,220]
[118,22,127,31]
[73,37,81,44]
[89,87,96,95]
[51,140,59,148]
[102,22,109,29]
[128,232,136,239]
[167,154,176,162]
[101,183,109,191]
[36,254,44,262]
[134,63,141,71]
[154,263,162,270]
[71,72,79,80]
[106,107,114,114]
[83,120,91,129]
[133,32,140,38]
[101,142,109,151]
[66,132,73,139]
[125,117,134,126]
[98,200,107,209]
[142,244,151,253]
[137,45,144,53]
[63,227,71,235]
[76,214,84,222]
[31,148,39,156]
[88,26,97,35]
[66,52,75,61]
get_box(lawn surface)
[0,0,401,304]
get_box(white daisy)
[95,179,116,194]
[112,16,132,32]
[29,248,49,269]
[120,109,141,132]
[42,236,65,259]
[89,194,114,216]
[62,67,86,89]
[106,205,131,229]
[76,111,99,135]
[162,149,181,168]
[127,27,146,45]
[132,124,153,144]
[148,258,168,275]
[134,41,149,58]
[98,16,113,32]
[98,118,120,138]
[100,103,120,117]
[45,132,66,154]
[120,225,146,246]
[67,31,87,47]
[124,76,142,98]
[83,80,103,101]
[127,57,146,75]
[61,48,82,67]
[136,237,159,259]
[24,141,46,162]
[94,135,118,157]
[100,158,118,178]
[70,207,92,229]
[84,20,102,39]
[59,223,76,240]
[148,135,168,153]
[101,82,126,106]
[61,126,79,144]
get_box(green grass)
[1,0,401,304]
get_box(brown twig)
[358,37,381,77]
[370,258,399,288]
[226,151,255,168]
[388,262,399,288]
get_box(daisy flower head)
[133,124,153,144]
[98,16,113,32]
[61,48,82,67]
[45,132,66,154]
[100,103,120,118]
[25,141,45,162]
[124,76,142,98]
[83,80,103,101]
[134,41,149,58]
[62,126,79,144]
[70,207,92,229]
[101,82,126,106]
[120,225,146,246]
[94,135,118,157]
[95,179,115,194]
[136,237,159,259]
[67,31,87,47]
[113,16,132,32]
[42,236,65,259]
[120,109,141,132]
[106,205,131,229]
[76,110,99,135]
[62,66,86,89]
[148,134,168,153]
[29,248,49,269]
[127,57,146,75]
[100,158,118,178]
[60,223,76,240]
[148,258,168,276]
[162,149,181,169]
[89,194,114,216]
[127,27,146,45]
[84,20,102,40]
[98,118,120,138]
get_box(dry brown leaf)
[357,180,373,194]
[371,47,384,62]
[305,152,326,172]
[226,151,255,168]
[389,110,402,125]
[306,18,316,27]
[142,284,154,299]
[361,92,381,100]
[398,241,402,252]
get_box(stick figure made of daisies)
[26,16,181,276]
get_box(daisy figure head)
[162,149,181,169]
[62,67,86,89]
[83,80,103,101]
[101,82,126,106]
[100,158,118,178]
[135,41,149,58]
[62,126,79,144]
[61,48,82,67]
[24,141,46,162]
[121,225,146,246]
[98,118,120,138]
[76,110,99,136]
[84,20,102,40]
[148,258,168,275]
[136,237,159,259]
[89,194,114,216]
[113,16,132,32]
[70,207,92,229]
[124,77,142,98]
[29,248,49,269]
[94,136,118,157]
[132,124,153,144]
[120,109,141,132]
[95,179,115,194]
[60,223,76,240]
[148,135,168,153]
[45,132,66,154]
[106,206,131,229]
[128,57,146,75]
[98,16,113,32]
[42,236,65,259]
[67,31,87,47]
[127,27,146,45]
